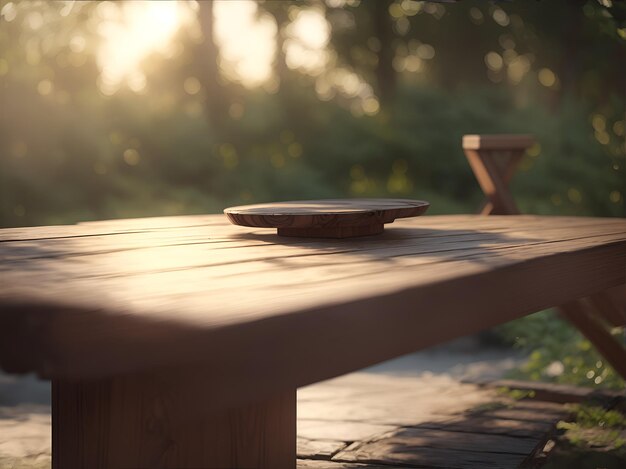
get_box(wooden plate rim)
[224,199,430,229]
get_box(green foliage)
[566,403,626,429]
[1,81,622,227]
[557,404,626,451]
[1,0,624,227]
[496,386,536,401]
[496,310,625,390]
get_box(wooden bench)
[0,214,625,468]
[463,134,535,215]
[464,134,626,380]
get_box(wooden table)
[1,214,625,468]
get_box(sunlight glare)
[97,1,188,93]
[214,1,276,87]
[286,9,330,75]
[96,1,330,93]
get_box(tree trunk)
[197,0,230,136]
[374,0,396,109]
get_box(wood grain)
[52,376,296,469]
[224,199,429,238]
[1,215,625,413]
[278,223,384,239]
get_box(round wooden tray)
[224,198,430,238]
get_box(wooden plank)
[0,215,224,242]
[560,300,626,380]
[0,215,625,415]
[1,214,620,250]
[52,375,296,469]
[1,230,623,329]
[4,216,623,265]
[2,220,624,289]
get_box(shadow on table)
[229,225,533,269]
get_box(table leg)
[52,374,296,469]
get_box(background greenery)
[0,0,624,388]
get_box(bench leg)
[560,299,626,381]
[52,374,296,468]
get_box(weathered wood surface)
[1,215,625,412]
[225,198,429,238]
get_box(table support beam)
[560,298,626,381]
[590,285,626,327]
[52,374,296,469]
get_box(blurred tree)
[196,0,238,139]
[0,0,623,226]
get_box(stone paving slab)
[298,420,395,443]
[298,373,496,426]
[296,370,572,468]
[0,406,50,469]
[298,438,347,459]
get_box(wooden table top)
[1,214,625,406]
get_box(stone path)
[296,371,569,468]
[1,338,570,469]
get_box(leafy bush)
[496,310,625,390]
